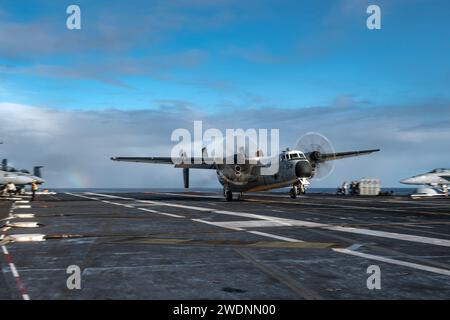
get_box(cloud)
[0,49,209,88]
[0,1,236,58]
[1,100,449,189]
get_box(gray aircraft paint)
[400,168,450,186]
[112,147,379,198]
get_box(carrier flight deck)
[1,191,449,300]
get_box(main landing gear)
[223,187,244,201]
[224,187,233,201]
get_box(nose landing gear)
[289,185,298,199]
[290,179,306,199]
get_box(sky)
[0,0,449,188]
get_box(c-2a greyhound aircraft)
[112,133,380,201]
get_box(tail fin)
[1,159,7,171]
[34,166,43,178]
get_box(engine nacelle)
[295,161,313,178]
[309,151,322,162]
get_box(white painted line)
[70,192,186,218]
[84,192,134,200]
[147,191,222,199]
[326,226,450,247]
[6,222,40,228]
[66,193,99,201]
[247,231,303,243]
[196,219,294,229]
[1,248,31,299]
[247,195,450,216]
[88,193,213,212]
[138,207,184,218]
[214,211,323,228]
[334,248,450,277]
[9,263,19,278]
[192,219,244,231]
[7,234,46,242]
[192,219,303,242]
[105,201,127,206]
[347,244,363,251]
[12,214,35,219]
[13,205,31,209]
[15,200,30,204]
[77,192,450,248]
[69,192,450,277]
[146,201,213,212]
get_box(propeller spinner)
[295,132,335,181]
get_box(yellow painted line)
[110,237,338,249]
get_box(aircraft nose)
[295,161,313,178]
[400,177,415,184]
[19,177,34,185]
[36,177,45,184]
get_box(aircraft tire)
[290,187,297,199]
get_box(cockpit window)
[429,168,448,173]
[286,153,305,160]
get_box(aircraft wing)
[111,157,216,169]
[111,157,174,164]
[110,155,271,169]
[317,149,380,162]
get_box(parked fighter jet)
[0,159,44,188]
[401,169,450,186]
[112,132,379,201]
[400,169,449,198]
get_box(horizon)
[1,0,449,189]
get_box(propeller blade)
[295,132,336,181]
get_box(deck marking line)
[192,219,244,231]
[334,248,450,277]
[70,192,450,277]
[138,208,185,218]
[247,231,303,243]
[82,192,450,248]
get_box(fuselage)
[216,150,312,192]
[400,168,450,186]
[0,169,44,187]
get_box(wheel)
[225,190,233,201]
[290,186,297,199]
